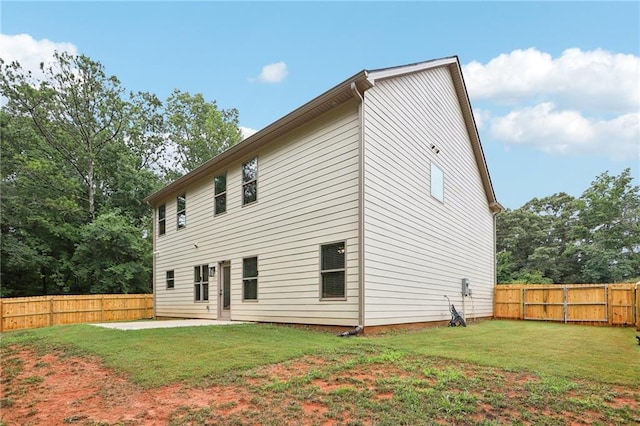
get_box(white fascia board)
[367,57,458,84]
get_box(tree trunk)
[88,160,95,222]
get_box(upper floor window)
[243,256,258,300]
[321,242,346,299]
[177,193,186,229]
[194,264,209,302]
[242,157,257,205]
[430,163,444,203]
[214,173,227,215]
[158,204,166,235]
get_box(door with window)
[218,261,231,320]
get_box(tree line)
[497,168,640,284]
[1,52,638,297]
[0,52,242,296]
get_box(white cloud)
[252,61,288,83]
[489,103,639,160]
[464,48,640,160]
[240,126,258,139]
[464,47,639,113]
[0,33,78,79]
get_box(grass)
[2,320,639,425]
[379,320,640,386]
[1,322,367,387]
[2,320,639,387]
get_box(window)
[214,173,226,215]
[243,257,258,300]
[166,270,174,289]
[177,193,186,229]
[242,157,257,205]
[321,242,345,299]
[158,204,166,235]
[430,163,444,203]
[194,264,209,302]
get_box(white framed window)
[158,204,166,235]
[166,270,174,289]
[431,162,444,203]
[320,241,346,299]
[243,256,258,301]
[177,193,186,229]
[242,157,257,205]
[214,173,226,215]
[194,264,209,302]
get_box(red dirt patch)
[1,349,251,425]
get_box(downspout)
[351,82,365,327]
[151,204,157,319]
[490,202,502,319]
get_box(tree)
[496,169,640,284]
[0,53,164,296]
[72,210,152,293]
[520,193,581,283]
[0,112,85,295]
[1,52,245,296]
[163,89,242,177]
[1,52,128,222]
[572,169,640,283]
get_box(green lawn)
[2,319,638,387]
[2,320,639,425]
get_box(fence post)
[101,295,105,322]
[0,298,3,333]
[49,296,54,326]
[606,285,612,326]
[563,286,568,324]
[634,283,640,331]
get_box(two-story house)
[144,56,503,329]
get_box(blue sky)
[1,1,639,209]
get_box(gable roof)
[145,56,503,213]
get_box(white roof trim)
[367,57,458,84]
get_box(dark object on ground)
[636,336,640,345]
[338,325,363,337]
[445,295,467,327]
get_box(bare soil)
[1,348,638,425]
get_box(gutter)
[351,81,366,327]
[144,71,372,206]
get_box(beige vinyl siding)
[363,66,495,326]
[154,100,360,325]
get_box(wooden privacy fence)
[494,283,638,328]
[0,294,154,332]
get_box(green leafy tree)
[0,112,84,295]
[72,210,152,294]
[496,169,640,284]
[572,169,640,283]
[520,193,581,283]
[163,89,242,177]
[1,52,128,222]
[0,53,165,296]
